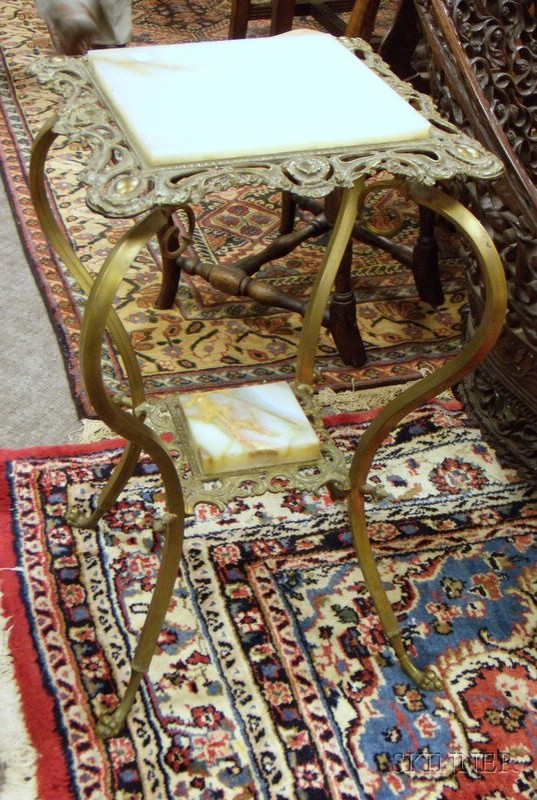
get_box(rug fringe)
[72,418,116,443]
[0,589,38,800]
[316,383,412,413]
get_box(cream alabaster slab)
[87,31,431,167]
[178,382,321,475]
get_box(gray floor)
[0,176,80,449]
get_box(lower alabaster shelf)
[137,382,352,512]
[178,382,321,475]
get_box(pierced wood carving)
[412,0,537,474]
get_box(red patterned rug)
[1,399,536,799]
[0,0,465,416]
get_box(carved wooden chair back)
[410,0,537,474]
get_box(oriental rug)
[1,398,537,800]
[0,0,465,417]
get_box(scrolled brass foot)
[95,665,145,738]
[387,625,442,691]
[419,668,442,692]
[398,655,442,691]
[95,706,130,739]
[65,507,101,529]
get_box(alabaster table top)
[86,32,431,165]
[30,31,502,218]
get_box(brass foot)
[95,664,145,738]
[65,507,101,529]
[386,623,443,691]
[398,655,442,691]
[95,705,130,739]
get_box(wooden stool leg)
[155,207,196,309]
[378,0,422,82]
[346,0,381,39]
[270,0,296,34]
[329,238,368,367]
[280,191,297,235]
[229,0,251,38]
[326,191,368,367]
[411,206,444,306]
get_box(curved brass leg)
[30,118,96,300]
[66,440,143,529]
[79,208,186,736]
[348,185,507,689]
[30,118,144,398]
[30,118,147,526]
[32,124,185,733]
[96,510,184,738]
[296,180,364,385]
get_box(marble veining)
[179,382,321,475]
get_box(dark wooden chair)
[228,1,414,50]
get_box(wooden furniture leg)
[229,0,252,38]
[378,0,422,83]
[271,0,296,34]
[230,0,358,38]
[346,0,380,39]
[325,190,367,366]
[411,206,443,306]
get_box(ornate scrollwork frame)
[138,381,351,513]
[29,37,501,219]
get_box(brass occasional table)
[30,31,507,737]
